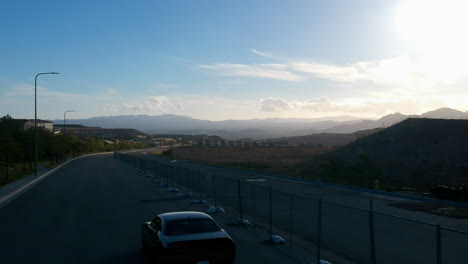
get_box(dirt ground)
[170,146,332,175]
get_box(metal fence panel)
[240,182,256,224]
[374,213,437,264]
[290,196,319,263]
[321,202,371,264]
[252,184,273,238]
[270,190,293,254]
[200,172,215,205]
[116,154,468,264]
[214,177,239,218]
[441,228,468,264]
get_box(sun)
[394,0,468,84]
[395,0,468,58]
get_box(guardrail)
[115,152,468,264]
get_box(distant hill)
[59,126,147,140]
[299,118,468,189]
[324,108,468,133]
[420,107,468,119]
[265,128,382,147]
[59,114,363,140]
[57,107,468,140]
[323,112,409,133]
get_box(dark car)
[142,211,236,263]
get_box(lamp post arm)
[34,72,60,176]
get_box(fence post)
[369,199,376,264]
[252,184,256,226]
[437,225,441,264]
[269,186,273,238]
[238,179,243,222]
[316,199,322,264]
[170,166,174,187]
[212,175,217,207]
[198,170,202,199]
[185,168,188,194]
[166,166,169,185]
[166,165,169,184]
[289,196,293,256]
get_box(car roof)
[158,211,213,221]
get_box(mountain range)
[58,107,468,140]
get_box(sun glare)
[395,0,468,83]
[396,0,468,58]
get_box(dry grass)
[1,159,70,187]
[171,146,332,174]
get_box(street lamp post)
[35,72,60,176]
[63,110,76,138]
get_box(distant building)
[23,119,54,132]
[53,124,147,139]
[152,137,175,146]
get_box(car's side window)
[150,217,162,231]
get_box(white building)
[23,119,54,132]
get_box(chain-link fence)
[115,152,468,264]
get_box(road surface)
[0,154,295,264]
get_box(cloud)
[122,103,150,111]
[260,96,339,112]
[104,89,120,96]
[294,97,335,111]
[289,62,365,83]
[198,63,304,81]
[103,104,119,112]
[259,97,294,111]
[199,51,468,89]
[251,49,278,59]
[289,56,452,87]
[122,96,183,112]
[258,96,443,116]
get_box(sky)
[1,0,468,121]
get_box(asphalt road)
[0,154,295,264]
[125,151,468,264]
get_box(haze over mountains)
[58,107,468,140]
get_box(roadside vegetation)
[0,114,148,187]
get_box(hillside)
[264,128,382,147]
[299,118,468,190]
[323,108,468,133]
[61,126,147,140]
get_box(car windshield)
[165,218,220,236]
